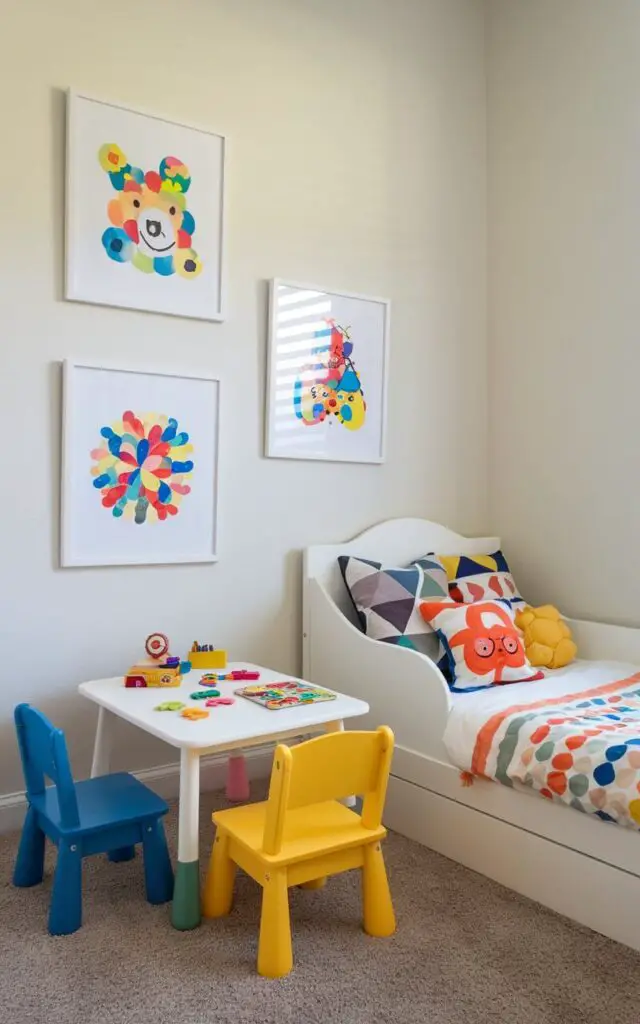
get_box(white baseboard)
[0,747,272,836]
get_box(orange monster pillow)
[420,600,544,693]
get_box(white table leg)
[324,720,357,807]
[324,719,344,736]
[172,748,201,930]
[90,707,115,778]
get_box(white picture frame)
[65,90,226,322]
[265,279,390,464]
[61,360,220,567]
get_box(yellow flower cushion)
[514,605,577,670]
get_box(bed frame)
[304,518,640,952]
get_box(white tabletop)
[78,663,369,752]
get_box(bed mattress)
[443,659,640,829]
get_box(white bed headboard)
[304,517,500,628]
[302,519,500,751]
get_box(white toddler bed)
[303,518,640,951]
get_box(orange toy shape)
[181,707,209,721]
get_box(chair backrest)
[262,726,394,855]
[14,704,80,828]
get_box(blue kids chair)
[13,704,174,935]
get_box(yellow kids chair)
[202,726,396,978]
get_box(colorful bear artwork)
[98,144,202,280]
[293,321,367,432]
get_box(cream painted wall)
[487,0,640,625]
[0,0,487,794]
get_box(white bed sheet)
[443,659,640,772]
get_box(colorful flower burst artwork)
[91,411,194,523]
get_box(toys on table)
[187,642,227,670]
[200,670,260,684]
[181,707,209,721]
[125,633,184,688]
[153,691,234,716]
[125,666,182,688]
[146,632,169,660]
[235,681,337,711]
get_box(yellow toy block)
[125,633,183,687]
[188,643,227,670]
[124,664,182,688]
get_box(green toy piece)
[190,689,220,700]
[154,701,186,712]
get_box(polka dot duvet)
[443,660,640,829]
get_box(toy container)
[125,665,182,688]
[124,633,183,687]
[188,643,227,670]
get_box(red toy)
[145,632,169,660]
[124,633,182,688]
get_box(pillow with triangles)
[338,554,449,662]
[437,550,524,606]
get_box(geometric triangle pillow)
[419,599,543,693]
[437,550,524,606]
[338,555,449,661]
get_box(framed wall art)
[61,360,220,567]
[65,91,226,321]
[265,280,390,463]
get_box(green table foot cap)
[172,859,201,930]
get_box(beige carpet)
[2,786,640,1024]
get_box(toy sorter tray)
[188,649,227,669]
[235,681,337,711]
[187,641,227,669]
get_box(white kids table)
[78,663,369,930]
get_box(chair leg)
[362,841,395,938]
[257,869,293,978]
[142,820,174,905]
[108,846,136,863]
[203,832,236,918]
[49,841,83,935]
[300,877,326,890]
[13,806,46,888]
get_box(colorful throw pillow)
[514,605,577,670]
[419,599,543,693]
[438,551,524,606]
[338,555,449,660]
